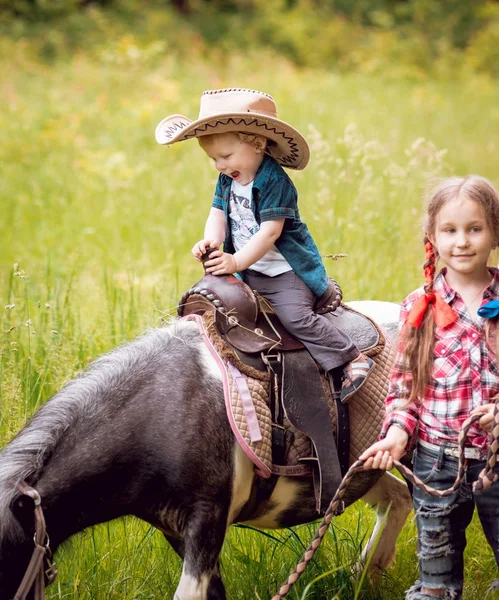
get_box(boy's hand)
[192,239,219,261]
[359,425,408,471]
[204,250,237,276]
[470,403,498,433]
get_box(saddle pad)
[327,304,382,354]
[185,313,313,477]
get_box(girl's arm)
[359,425,409,471]
[192,208,226,260]
[204,219,285,275]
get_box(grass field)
[2,23,499,599]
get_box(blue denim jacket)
[212,154,328,297]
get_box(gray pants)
[243,269,359,372]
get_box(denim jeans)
[407,443,499,600]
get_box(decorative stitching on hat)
[184,117,301,167]
[160,120,189,141]
[202,88,274,101]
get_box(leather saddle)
[178,272,380,354]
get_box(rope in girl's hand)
[271,402,499,600]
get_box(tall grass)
[2,25,499,599]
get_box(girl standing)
[361,176,499,599]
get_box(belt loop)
[436,445,445,471]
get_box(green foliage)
[2,0,499,77]
[2,0,85,20]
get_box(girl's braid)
[423,235,436,296]
[400,234,439,403]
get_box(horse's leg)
[173,504,228,600]
[360,472,413,570]
[165,534,226,600]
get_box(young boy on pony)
[155,88,374,401]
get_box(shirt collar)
[433,269,456,304]
[434,266,499,303]
[253,154,279,191]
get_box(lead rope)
[271,402,499,600]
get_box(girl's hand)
[470,403,497,433]
[192,239,219,261]
[359,425,408,471]
[204,250,237,276]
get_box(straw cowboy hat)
[155,88,310,170]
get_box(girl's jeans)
[407,443,499,600]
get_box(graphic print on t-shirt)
[228,179,292,276]
[228,183,259,252]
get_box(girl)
[360,175,499,600]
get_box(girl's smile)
[431,196,495,281]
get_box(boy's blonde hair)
[402,175,499,403]
[198,131,270,151]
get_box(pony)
[0,301,412,600]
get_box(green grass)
[2,23,499,600]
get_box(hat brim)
[155,112,309,170]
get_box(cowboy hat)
[155,88,310,170]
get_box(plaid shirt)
[381,267,499,453]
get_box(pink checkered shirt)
[381,267,499,453]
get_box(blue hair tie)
[477,300,499,319]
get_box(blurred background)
[1,2,499,597]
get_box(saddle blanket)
[184,312,313,478]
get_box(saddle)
[178,270,383,514]
[178,273,380,353]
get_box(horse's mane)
[0,320,199,541]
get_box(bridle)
[13,484,57,600]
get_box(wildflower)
[13,263,26,279]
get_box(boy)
[155,88,374,403]
[156,88,374,462]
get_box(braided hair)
[401,235,437,402]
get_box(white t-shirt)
[229,179,292,276]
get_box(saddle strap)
[329,371,350,477]
[335,397,350,477]
[266,353,288,466]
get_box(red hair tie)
[406,293,457,329]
